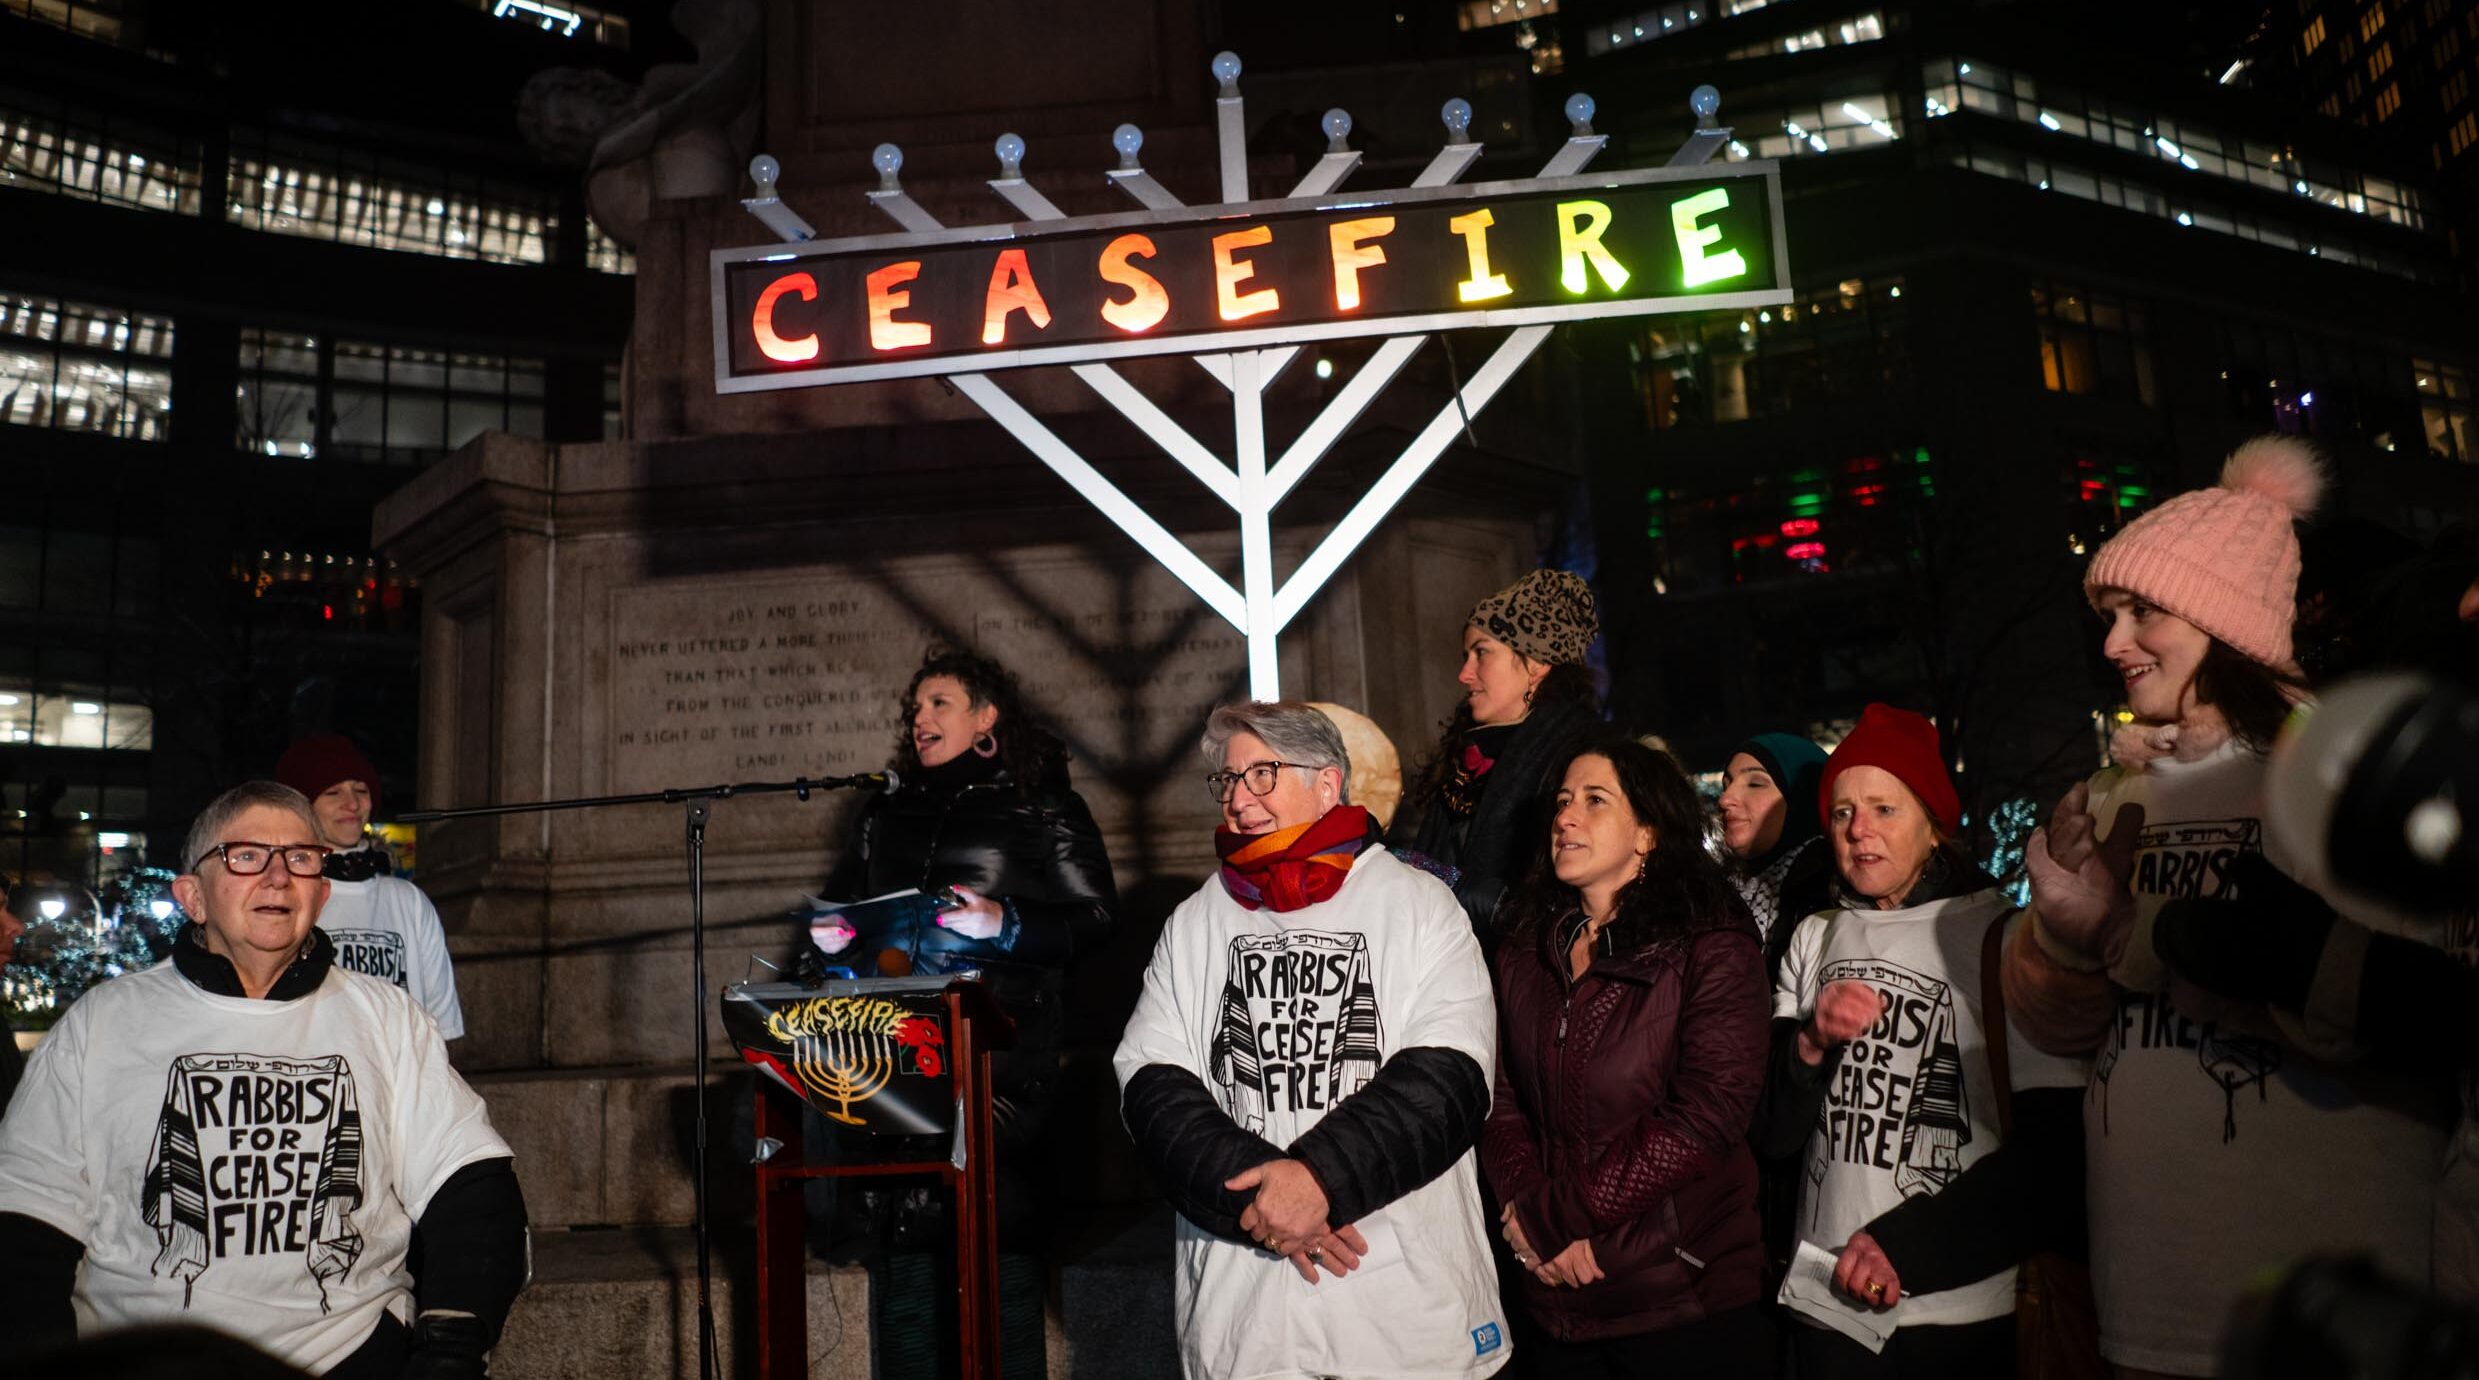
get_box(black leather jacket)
[811,755,1119,1246]
[822,763,1116,966]
[819,755,1118,1058]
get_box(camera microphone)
[2266,672,2479,925]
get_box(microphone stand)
[400,771,895,1380]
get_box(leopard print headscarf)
[1468,569,1597,665]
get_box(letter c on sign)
[752,273,821,363]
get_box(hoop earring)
[972,731,1000,759]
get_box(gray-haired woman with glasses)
[1115,700,1509,1380]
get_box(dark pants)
[325,1311,407,1380]
[1517,1305,1774,1379]
[872,1250,1047,1380]
[1791,1313,2015,1380]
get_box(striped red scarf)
[1215,805,1376,912]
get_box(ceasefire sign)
[711,162,1788,390]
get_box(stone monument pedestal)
[376,407,1569,1374]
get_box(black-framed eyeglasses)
[192,841,332,878]
[1205,760,1315,804]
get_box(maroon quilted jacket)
[1481,905,1771,1342]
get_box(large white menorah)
[726,57,1773,698]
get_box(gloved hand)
[2152,851,2339,1012]
[402,1311,491,1380]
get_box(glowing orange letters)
[743,180,1769,373]
[1212,225,1280,321]
[1098,234,1170,333]
[980,248,1052,345]
[1327,217,1395,311]
[866,261,932,350]
[752,273,822,363]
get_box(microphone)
[813,768,901,793]
[2265,672,2479,925]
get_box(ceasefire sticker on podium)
[724,980,957,1134]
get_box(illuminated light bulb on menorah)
[797,1025,896,1126]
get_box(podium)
[730,976,1017,1379]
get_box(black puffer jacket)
[1390,696,1599,945]
[814,751,1118,1246]
[821,752,1117,1033]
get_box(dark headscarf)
[1734,731,1828,868]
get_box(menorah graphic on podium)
[793,1024,898,1126]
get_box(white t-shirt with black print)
[318,875,464,1040]
[0,960,509,1374]
[1113,846,1510,1380]
[2082,737,2447,1375]
[1774,891,2086,1334]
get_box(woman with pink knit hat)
[2004,437,2449,1378]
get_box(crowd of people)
[1,428,2471,1380]
[1108,431,2473,1380]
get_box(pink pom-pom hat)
[2082,435,2325,668]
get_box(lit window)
[2361,3,2386,42]
[2032,281,2156,406]
[450,0,632,46]
[2368,41,2393,79]
[0,292,172,441]
[2303,14,2328,53]
[2415,358,2474,462]
[226,129,558,265]
[2452,111,2479,156]
[0,689,151,750]
[0,0,129,49]
[236,329,321,459]
[1461,0,1557,30]
[0,92,204,214]
[323,339,547,466]
[2375,83,2402,121]
[587,219,635,275]
[1926,57,2425,228]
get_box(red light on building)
[1779,518,1820,538]
[1786,541,1827,561]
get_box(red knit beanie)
[1818,704,1960,834]
[275,734,381,819]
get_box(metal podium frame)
[749,979,1015,1379]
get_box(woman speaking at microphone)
[805,646,1118,1380]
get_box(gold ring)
[1868,1282,1885,1301]
[1268,1238,1283,1254]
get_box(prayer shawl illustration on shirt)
[1805,957,1973,1217]
[1208,931,1383,1134]
[142,1053,366,1309]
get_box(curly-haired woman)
[808,646,1118,1380]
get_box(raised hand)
[2027,799,2147,960]
[1798,980,1880,1065]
